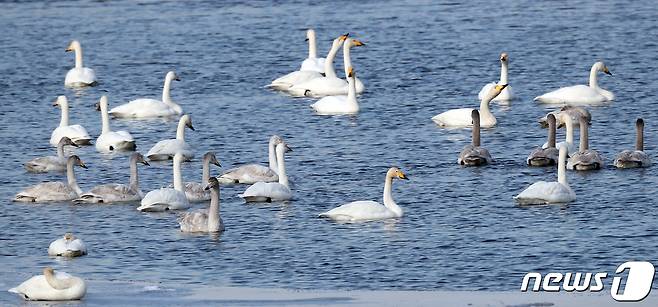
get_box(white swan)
[543,112,577,155]
[567,116,604,170]
[182,152,221,202]
[478,53,514,101]
[95,96,136,152]
[64,40,97,88]
[319,167,408,221]
[614,118,651,168]
[137,153,190,212]
[50,96,92,146]
[218,135,288,184]
[14,155,87,202]
[300,29,326,73]
[240,142,292,202]
[288,38,365,97]
[311,67,359,115]
[109,71,183,118]
[268,33,348,91]
[539,106,591,128]
[528,114,559,166]
[515,146,576,205]
[9,267,86,301]
[74,153,149,203]
[25,137,79,173]
[458,110,492,166]
[179,177,224,232]
[534,62,614,105]
[146,114,194,161]
[432,84,507,128]
[48,233,87,257]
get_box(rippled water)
[1,0,658,301]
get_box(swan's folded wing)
[319,201,391,221]
[139,188,189,211]
[147,139,185,156]
[614,150,651,168]
[220,164,277,183]
[79,183,138,203]
[241,182,291,200]
[178,209,209,232]
[432,108,474,127]
[515,181,574,204]
[25,156,66,172]
[527,147,559,165]
[16,182,75,201]
[270,71,321,89]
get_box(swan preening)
[138,153,190,212]
[288,37,365,97]
[179,177,224,233]
[50,96,92,146]
[25,137,79,173]
[109,71,183,118]
[458,110,492,166]
[515,146,576,205]
[319,167,408,221]
[478,53,514,101]
[95,96,136,152]
[614,118,651,168]
[75,153,149,203]
[240,142,292,202]
[300,29,325,73]
[218,135,288,184]
[534,61,614,105]
[432,84,507,128]
[64,40,97,88]
[9,267,86,301]
[14,155,87,202]
[147,114,194,161]
[311,67,359,115]
[528,114,559,166]
[539,106,591,128]
[48,233,87,257]
[182,152,221,202]
[567,115,604,170]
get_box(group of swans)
[74,153,150,203]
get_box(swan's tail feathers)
[74,139,92,146]
[147,154,173,161]
[240,195,272,203]
[13,195,36,202]
[8,287,18,294]
[74,194,104,204]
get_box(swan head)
[482,84,507,102]
[204,152,221,167]
[500,53,509,62]
[58,137,79,148]
[132,152,150,166]
[305,29,315,41]
[594,62,612,75]
[53,96,68,108]
[387,167,409,180]
[330,33,350,49]
[181,114,195,131]
[69,155,87,169]
[166,71,181,82]
[204,177,220,191]
[65,40,80,52]
[64,233,75,241]
[347,38,365,48]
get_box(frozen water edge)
[1,279,656,306]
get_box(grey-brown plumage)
[567,116,604,170]
[614,118,651,168]
[458,110,492,166]
[528,114,559,166]
[539,105,591,128]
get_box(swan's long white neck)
[67,158,82,195]
[343,41,354,79]
[268,140,279,173]
[129,155,140,191]
[347,74,357,104]
[162,76,174,103]
[173,156,184,191]
[202,155,211,183]
[208,185,220,231]
[307,31,318,59]
[323,40,341,79]
[383,173,403,216]
[100,98,111,134]
[499,60,508,84]
[176,117,187,141]
[558,148,568,186]
[276,144,289,187]
[73,45,83,69]
[563,115,574,145]
[44,269,76,290]
[59,99,69,127]
[479,94,494,120]
[588,64,600,88]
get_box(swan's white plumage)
[64,40,96,88]
[48,234,87,257]
[219,164,277,184]
[515,146,575,205]
[9,268,86,301]
[109,71,182,118]
[240,142,292,202]
[478,53,514,101]
[432,84,506,128]
[300,57,325,73]
[137,153,190,211]
[50,125,91,146]
[269,71,322,91]
[95,95,135,152]
[534,62,614,105]
[311,67,359,115]
[147,139,193,161]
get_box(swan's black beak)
[79,162,88,169]
[604,70,612,76]
[175,77,181,81]
[94,102,101,111]
[284,144,293,152]
[399,173,409,180]
[305,38,309,41]
[65,48,72,52]
[204,184,211,191]
[188,125,195,131]
[142,161,150,166]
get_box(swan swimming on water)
[614,118,651,168]
[50,96,92,146]
[48,233,87,257]
[534,61,614,105]
[25,137,79,173]
[311,67,359,115]
[95,95,136,152]
[109,71,183,118]
[567,116,604,170]
[14,155,87,202]
[300,29,326,73]
[433,84,507,128]
[179,177,224,233]
[146,114,194,161]
[137,153,190,212]
[64,40,97,88]
[528,114,559,166]
[75,153,150,203]
[319,167,409,222]
[478,53,514,101]
[240,142,292,202]
[458,110,492,166]
[218,135,289,184]
[9,267,86,301]
[515,146,576,205]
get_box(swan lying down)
[25,137,79,173]
[9,267,86,301]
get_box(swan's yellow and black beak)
[52,100,59,107]
[338,33,350,41]
[603,67,612,76]
[347,67,355,78]
[352,39,365,47]
[495,84,508,91]
[398,171,409,180]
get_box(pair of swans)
[567,116,604,170]
[534,61,614,105]
[74,153,150,203]
[50,96,91,146]
[268,29,330,90]
[311,67,359,115]
[9,267,86,301]
[138,153,191,211]
[147,114,194,161]
[458,110,492,166]
[478,53,514,101]
[48,233,87,257]
[64,40,96,88]
[528,114,559,166]
[433,84,507,128]
[96,96,136,152]
[109,71,183,118]
[25,137,78,173]
[219,135,288,184]
[319,167,408,221]
[614,118,651,168]
[14,156,87,202]
[240,141,292,202]
[179,177,224,233]
[515,146,576,205]
[287,37,365,97]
